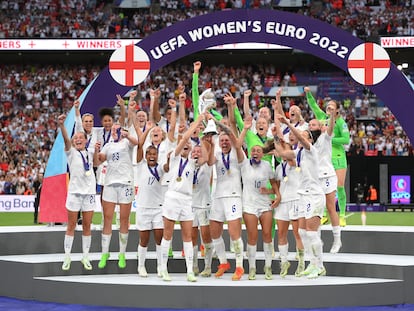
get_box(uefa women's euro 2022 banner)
[40,9,414,223]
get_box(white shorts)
[66,193,96,212]
[102,183,134,204]
[192,207,210,227]
[274,200,300,221]
[136,206,163,231]
[319,175,337,194]
[163,191,193,222]
[300,194,326,219]
[210,197,243,222]
[243,204,272,218]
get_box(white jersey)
[100,139,134,186]
[314,132,336,178]
[158,116,179,139]
[135,160,165,208]
[74,114,104,154]
[213,148,243,198]
[167,152,196,197]
[241,158,274,209]
[192,163,212,209]
[282,122,308,143]
[296,145,324,195]
[65,148,96,195]
[275,161,300,202]
[143,138,176,186]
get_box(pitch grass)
[1,212,414,226]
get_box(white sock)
[298,228,310,259]
[101,233,111,254]
[332,225,341,242]
[263,242,273,267]
[138,245,147,268]
[119,232,129,254]
[82,235,91,258]
[246,244,257,270]
[183,241,193,274]
[233,238,244,268]
[203,242,213,269]
[193,245,199,269]
[307,230,323,268]
[156,244,162,269]
[278,243,289,263]
[160,238,170,271]
[64,235,74,255]
[212,237,227,264]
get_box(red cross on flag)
[109,45,150,87]
[347,42,390,86]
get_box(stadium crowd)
[0,61,412,195]
[0,0,412,40]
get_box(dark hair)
[99,107,114,119]
[146,145,158,155]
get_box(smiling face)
[289,105,301,123]
[72,132,88,150]
[256,117,269,137]
[150,126,164,144]
[250,145,264,161]
[82,114,94,134]
[191,145,202,160]
[219,133,231,154]
[181,140,192,158]
[101,115,113,131]
[137,111,147,125]
[145,146,158,166]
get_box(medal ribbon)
[103,129,111,146]
[178,157,189,179]
[193,167,200,185]
[296,147,304,168]
[281,161,288,178]
[78,150,90,172]
[221,152,230,172]
[148,164,160,182]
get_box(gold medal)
[176,177,182,182]
[227,169,231,175]
[85,170,92,177]
[283,176,288,182]
[295,167,301,172]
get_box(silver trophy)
[198,88,217,114]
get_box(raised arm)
[127,90,138,127]
[174,114,204,156]
[243,89,252,119]
[271,88,284,123]
[192,61,201,120]
[304,86,326,120]
[167,98,177,142]
[149,88,162,124]
[327,106,336,137]
[278,113,311,150]
[57,114,71,152]
[73,99,84,133]
[223,92,239,137]
[178,85,187,126]
[116,94,127,127]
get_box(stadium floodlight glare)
[402,63,408,69]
